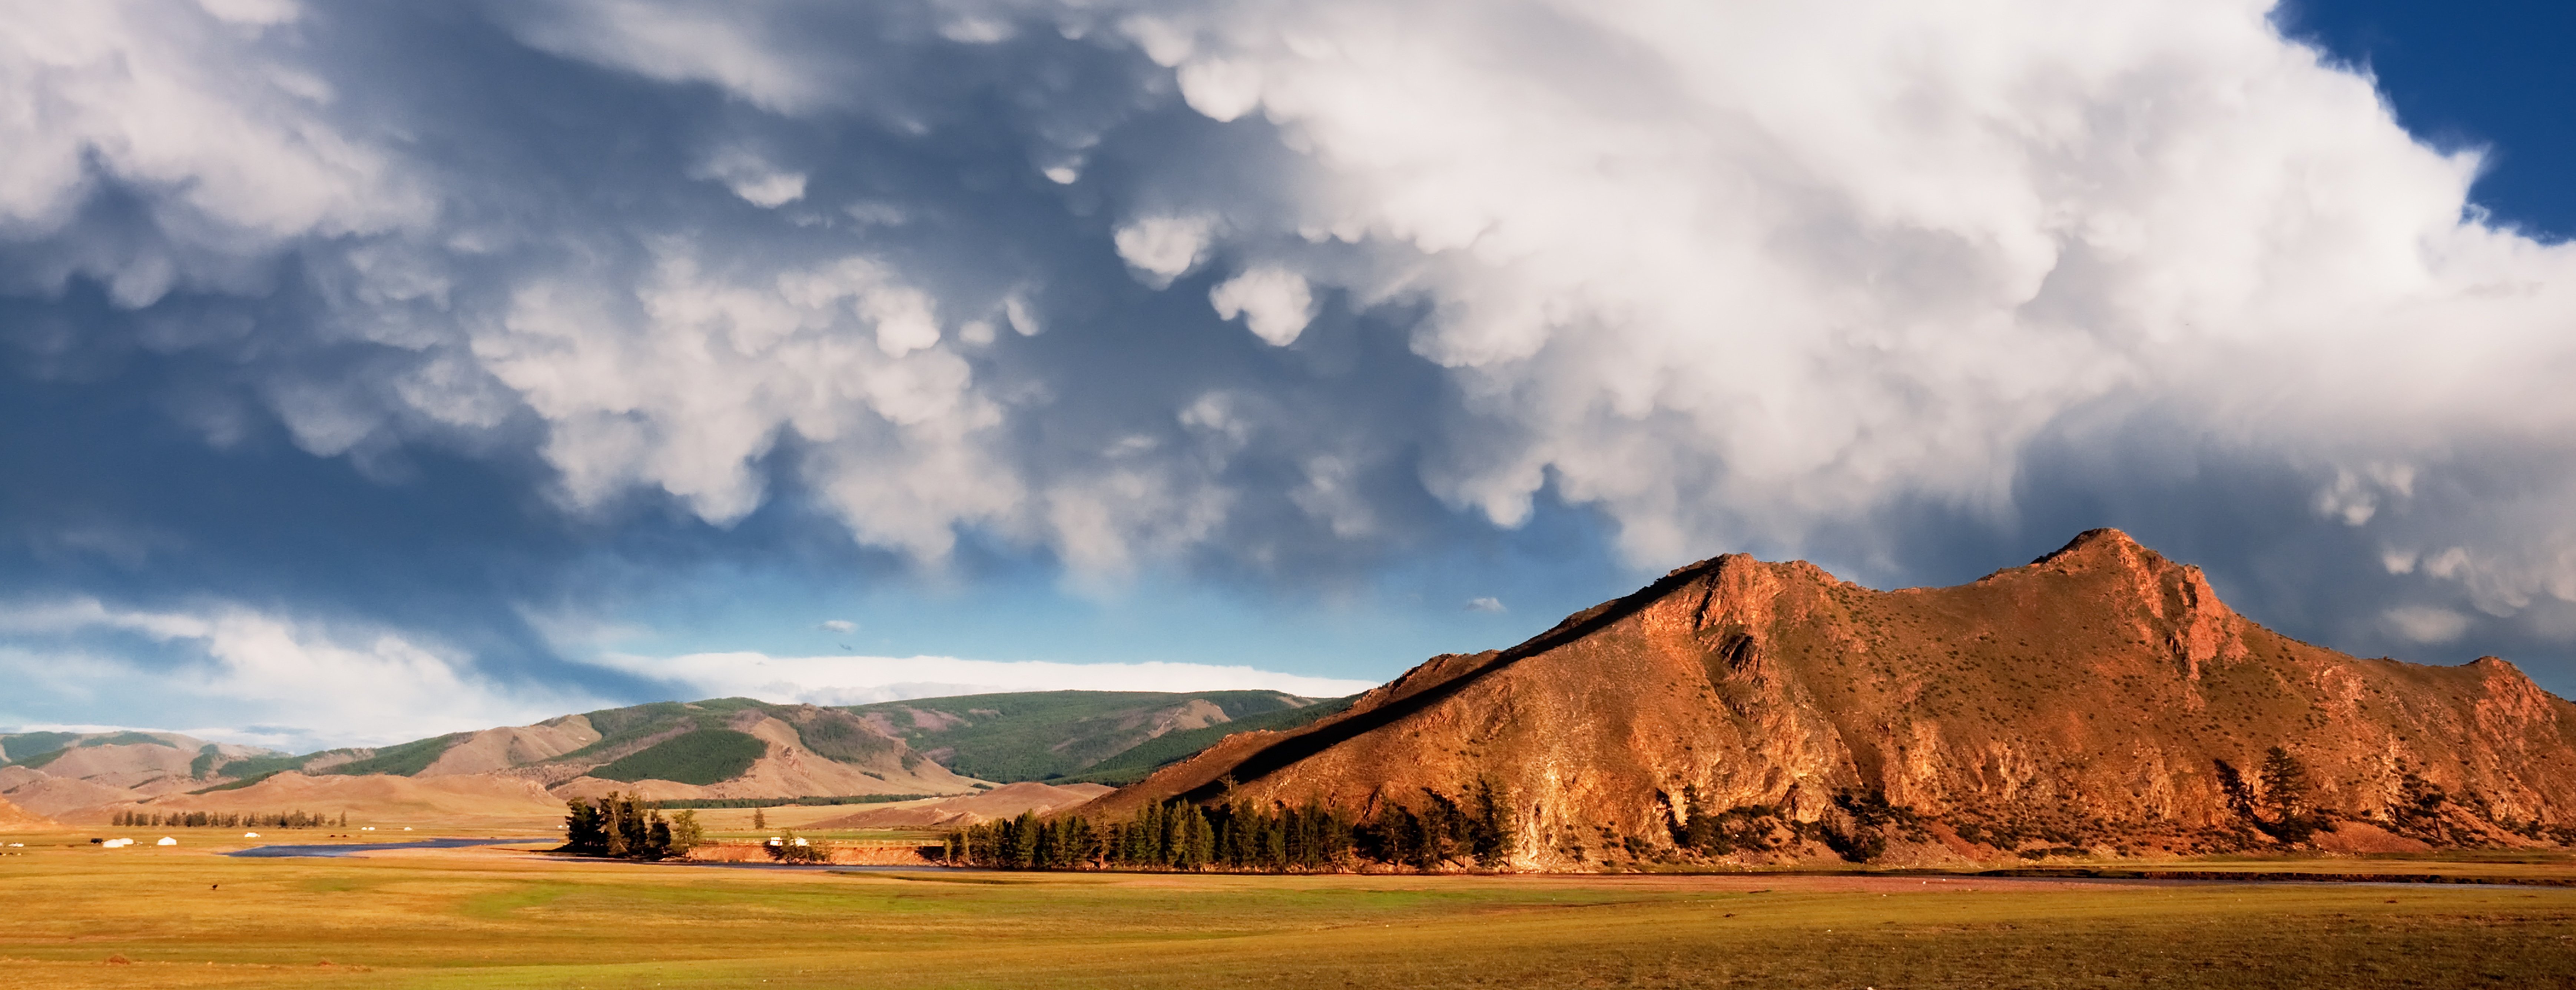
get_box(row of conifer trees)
[945,783,1512,871]
[110,810,341,828]
[563,792,703,860]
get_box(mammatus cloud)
[587,651,1380,707]
[7,0,2576,738]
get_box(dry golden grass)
[4,825,2573,989]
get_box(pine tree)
[1181,805,1215,870]
[668,810,703,854]
[753,806,767,831]
[1470,778,1511,868]
[1005,811,1040,868]
[2260,746,2318,843]
[565,798,606,855]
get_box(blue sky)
[6,0,2576,748]
[2281,0,2576,239]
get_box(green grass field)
[5,827,2574,989]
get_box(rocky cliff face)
[1099,530,2576,867]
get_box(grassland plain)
[4,828,2576,989]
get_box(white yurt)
[156,837,177,846]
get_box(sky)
[6,0,2576,751]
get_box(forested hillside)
[841,690,1332,781]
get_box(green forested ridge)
[3,731,203,770]
[9,743,77,771]
[788,708,916,768]
[1061,694,1362,785]
[841,690,1322,781]
[590,729,769,785]
[0,731,80,764]
[79,731,171,749]
[193,751,321,790]
[187,744,223,778]
[552,698,772,765]
[316,733,469,777]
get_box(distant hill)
[0,794,55,829]
[0,731,286,817]
[1099,529,2576,868]
[1055,695,1359,786]
[1,690,1378,822]
[840,690,1333,782]
[4,699,983,821]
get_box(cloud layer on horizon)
[9,0,2576,740]
[593,650,1381,710]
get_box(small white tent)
[156,837,177,846]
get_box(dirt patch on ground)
[806,782,1112,829]
[102,773,566,829]
[685,841,941,866]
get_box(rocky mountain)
[840,690,1338,782]
[1098,529,2576,868]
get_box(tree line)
[563,792,703,860]
[111,810,344,828]
[945,781,1512,871]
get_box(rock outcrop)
[1098,530,2576,867]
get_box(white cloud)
[818,619,858,634]
[500,0,838,115]
[0,598,590,747]
[2383,605,2472,644]
[1176,57,1262,122]
[15,0,2576,667]
[1209,265,1316,346]
[589,651,1381,706]
[0,0,425,303]
[1114,214,1214,288]
[476,245,1005,547]
[1111,0,2576,622]
[1464,596,1505,613]
[694,147,808,208]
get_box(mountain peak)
[1100,530,2576,868]
[2031,526,2151,567]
